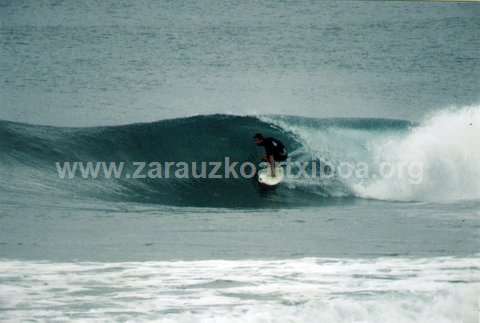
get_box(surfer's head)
[253,133,264,146]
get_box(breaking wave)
[0,105,478,207]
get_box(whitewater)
[1,257,478,322]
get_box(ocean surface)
[1,0,479,322]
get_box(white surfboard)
[257,166,285,186]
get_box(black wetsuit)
[262,137,288,161]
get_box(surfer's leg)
[266,155,276,176]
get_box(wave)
[0,106,479,207]
[264,105,480,203]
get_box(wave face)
[1,107,479,207]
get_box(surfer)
[253,133,288,177]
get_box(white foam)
[0,257,478,322]
[354,106,480,202]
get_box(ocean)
[0,0,479,322]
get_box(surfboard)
[257,166,285,186]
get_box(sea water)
[0,1,479,322]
